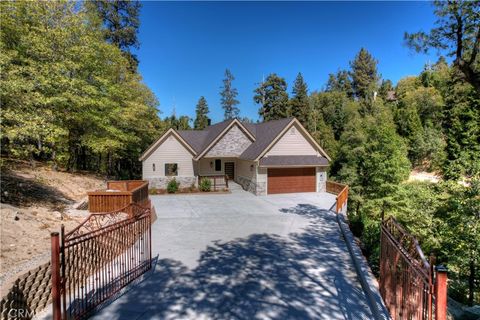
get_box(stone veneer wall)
[1,262,51,319]
[236,176,267,196]
[205,125,252,157]
[317,168,327,192]
[147,177,197,189]
[255,182,267,196]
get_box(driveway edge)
[336,209,392,320]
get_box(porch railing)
[88,180,149,213]
[380,216,448,320]
[198,175,229,191]
[326,181,349,213]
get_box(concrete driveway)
[92,184,374,320]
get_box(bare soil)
[0,160,106,288]
[408,169,441,183]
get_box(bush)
[199,178,212,192]
[189,182,196,192]
[167,178,179,193]
[149,187,157,195]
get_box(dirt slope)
[0,160,105,287]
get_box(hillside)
[0,160,105,287]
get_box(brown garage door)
[267,167,316,194]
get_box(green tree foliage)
[220,69,240,120]
[0,1,161,177]
[310,91,355,140]
[442,71,480,179]
[326,70,354,98]
[254,73,289,121]
[289,73,310,126]
[335,112,410,205]
[87,0,141,69]
[378,79,394,100]
[319,50,480,304]
[350,48,380,100]
[194,96,210,129]
[165,115,191,131]
[405,1,480,92]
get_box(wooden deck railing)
[326,181,349,213]
[198,175,229,191]
[88,180,149,213]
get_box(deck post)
[435,265,448,320]
[51,232,61,320]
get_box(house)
[139,117,331,195]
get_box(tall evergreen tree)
[289,72,309,125]
[405,1,480,92]
[194,96,210,129]
[326,70,354,97]
[220,69,240,120]
[87,0,141,68]
[254,73,289,121]
[350,48,380,100]
[379,79,394,100]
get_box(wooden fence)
[88,180,148,213]
[326,181,349,213]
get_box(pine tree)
[405,1,480,92]
[289,73,310,126]
[326,70,354,97]
[220,69,240,119]
[87,0,141,69]
[254,73,289,121]
[350,48,380,100]
[379,79,394,100]
[194,96,209,129]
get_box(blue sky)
[135,1,440,123]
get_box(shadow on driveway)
[92,204,372,320]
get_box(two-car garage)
[267,167,316,194]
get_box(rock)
[52,211,62,220]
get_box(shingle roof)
[177,119,234,154]
[238,118,293,160]
[176,130,208,153]
[166,117,331,165]
[259,155,329,166]
[176,118,294,161]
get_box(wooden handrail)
[326,181,349,213]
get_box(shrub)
[149,187,157,195]
[189,182,196,192]
[167,178,179,193]
[199,178,212,192]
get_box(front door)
[224,162,235,180]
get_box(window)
[214,159,221,171]
[165,163,178,176]
[152,163,155,172]
[290,127,296,135]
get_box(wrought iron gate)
[379,216,448,320]
[51,202,152,320]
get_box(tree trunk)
[468,255,475,306]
